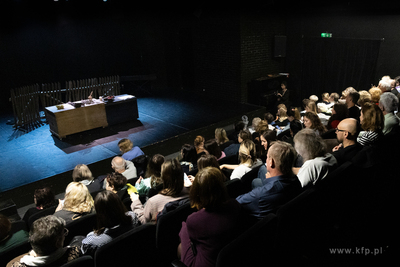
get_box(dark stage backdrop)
[300,37,382,99]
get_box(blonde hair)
[72,164,93,182]
[118,138,134,154]
[214,128,229,144]
[238,139,257,167]
[369,87,382,104]
[357,90,371,106]
[63,182,94,213]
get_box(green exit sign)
[321,33,332,38]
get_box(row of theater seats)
[2,126,399,267]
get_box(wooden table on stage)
[45,94,138,139]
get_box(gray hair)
[379,92,399,113]
[293,129,326,161]
[111,156,126,171]
[378,80,392,92]
[29,215,66,256]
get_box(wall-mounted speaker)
[273,35,286,58]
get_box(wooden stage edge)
[0,106,265,210]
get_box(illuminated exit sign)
[321,32,332,38]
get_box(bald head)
[338,118,358,137]
[336,118,361,147]
[111,156,126,172]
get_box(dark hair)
[181,144,197,163]
[160,158,184,197]
[290,120,303,136]
[304,111,327,134]
[327,103,348,129]
[197,154,220,170]
[204,139,222,159]
[238,129,252,141]
[34,187,57,209]
[261,129,277,150]
[189,167,228,211]
[145,154,165,188]
[263,112,275,124]
[93,190,132,235]
[361,102,384,132]
[106,172,127,191]
[0,214,11,241]
[348,91,360,104]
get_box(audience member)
[277,81,291,108]
[197,154,220,171]
[220,139,262,180]
[214,128,232,151]
[263,112,276,128]
[179,144,197,173]
[118,138,144,161]
[81,190,140,256]
[379,92,400,134]
[303,112,327,136]
[329,92,340,106]
[357,90,372,107]
[224,129,251,157]
[7,215,81,267]
[369,86,382,105]
[72,164,103,193]
[326,103,348,130]
[378,78,392,94]
[135,154,165,196]
[305,100,318,113]
[293,129,337,187]
[228,121,245,144]
[321,92,330,104]
[54,182,94,224]
[130,158,189,224]
[346,90,361,121]
[248,117,261,134]
[309,95,318,102]
[194,136,208,160]
[331,118,362,166]
[178,167,242,267]
[105,172,130,200]
[22,187,57,224]
[204,138,226,160]
[275,104,290,128]
[358,102,384,146]
[0,214,29,253]
[236,141,302,219]
[111,156,137,179]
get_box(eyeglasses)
[335,128,347,133]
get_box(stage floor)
[0,91,264,207]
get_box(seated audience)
[0,214,29,253]
[220,139,262,180]
[304,100,318,113]
[228,121,245,143]
[197,154,220,171]
[346,90,361,121]
[379,92,400,134]
[248,117,261,134]
[224,129,251,157]
[303,111,327,136]
[329,92,340,106]
[309,95,318,102]
[135,154,165,196]
[236,141,302,219]
[263,112,277,130]
[194,136,208,160]
[369,86,382,105]
[179,144,198,173]
[81,190,140,256]
[22,187,57,224]
[274,104,290,128]
[72,164,103,193]
[54,182,94,224]
[105,172,131,200]
[204,138,226,160]
[357,90,372,107]
[358,102,384,146]
[118,138,144,161]
[321,92,330,105]
[130,158,189,224]
[178,167,243,267]
[378,77,392,93]
[326,103,348,130]
[293,129,337,187]
[7,215,81,267]
[331,118,363,166]
[214,128,232,151]
[111,156,137,180]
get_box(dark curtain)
[300,37,382,100]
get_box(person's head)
[194,136,205,149]
[378,79,392,93]
[346,90,360,108]
[197,154,220,171]
[145,154,164,187]
[303,112,326,134]
[379,92,399,114]
[189,167,228,211]
[321,92,329,102]
[214,128,229,144]
[287,107,301,121]
[111,156,126,172]
[260,129,277,151]
[72,164,93,182]
[277,104,288,117]
[290,120,303,137]
[357,90,372,106]
[29,215,66,256]
[360,102,385,132]
[263,112,275,124]
[0,214,11,242]
[331,103,348,120]
[281,81,287,90]
[369,87,382,104]
[237,129,251,143]
[293,129,326,161]
[238,139,257,166]
[335,118,361,144]
[93,190,132,235]
[160,158,184,197]
[329,92,340,103]
[118,138,134,154]
[34,187,57,209]
[63,182,94,213]
[106,172,127,192]
[234,121,245,132]
[309,95,318,102]
[305,100,317,113]
[181,144,197,163]
[266,141,296,176]
[251,117,262,129]
[204,139,223,159]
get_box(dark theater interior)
[0,1,399,266]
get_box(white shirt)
[297,154,337,187]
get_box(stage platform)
[0,90,265,212]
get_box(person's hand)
[332,143,343,152]
[130,192,139,202]
[188,175,195,183]
[220,164,226,169]
[135,176,143,185]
